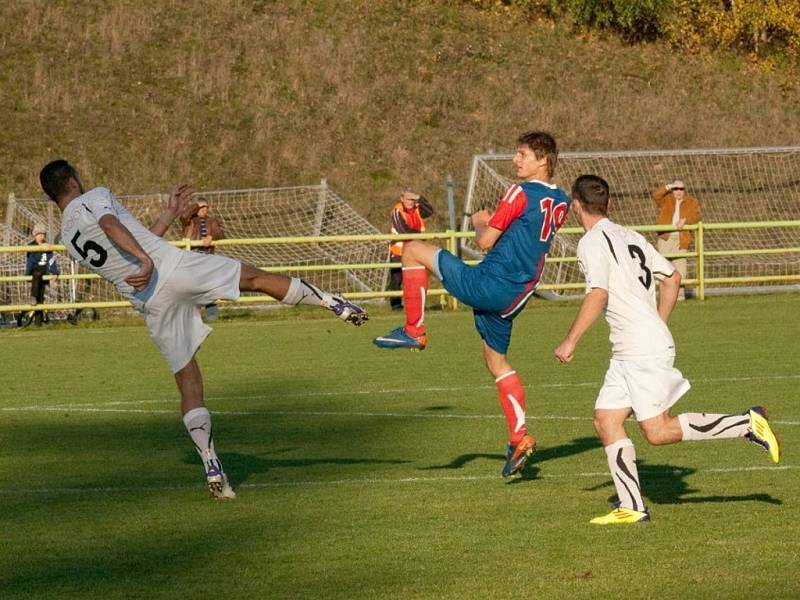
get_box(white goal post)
[462,146,800,295]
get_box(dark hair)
[516,130,558,177]
[40,159,79,202]
[571,174,610,215]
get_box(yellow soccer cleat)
[590,507,650,525]
[746,406,781,464]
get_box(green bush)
[464,0,800,64]
[547,0,673,41]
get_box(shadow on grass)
[418,436,602,482]
[584,461,783,506]
[185,450,410,486]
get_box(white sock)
[281,277,334,307]
[678,411,750,441]
[605,439,646,512]
[183,407,221,472]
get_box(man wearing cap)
[652,180,701,300]
[23,223,59,325]
[181,197,225,320]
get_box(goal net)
[2,183,387,314]
[463,147,800,294]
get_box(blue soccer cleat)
[327,296,369,327]
[373,326,427,351]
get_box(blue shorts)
[434,249,536,354]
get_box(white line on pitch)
[2,372,798,408]
[2,404,798,426]
[1,464,793,497]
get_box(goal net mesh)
[463,147,800,293]
[2,184,386,314]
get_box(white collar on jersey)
[525,179,558,188]
[586,217,612,232]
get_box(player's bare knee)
[641,427,670,446]
[593,415,612,439]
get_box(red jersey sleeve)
[488,184,527,231]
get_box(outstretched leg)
[639,407,781,463]
[175,358,235,499]
[239,263,367,326]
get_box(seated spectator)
[22,222,59,326]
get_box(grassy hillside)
[2,0,799,228]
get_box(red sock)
[402,266,428,337]
[496,371,527,444]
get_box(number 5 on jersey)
[71,230,108,267]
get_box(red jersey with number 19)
[479,180,571,286]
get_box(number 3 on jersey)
[539,198,568,241]
[71,230,108,267]
[627,244,652,290]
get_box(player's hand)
[554,339,575,364]
[201,235,213,247]
[471,209,490,228]
[676,217,686,230]
[50,274,58,283]
[125,256,154,290]
[168,183,194,216]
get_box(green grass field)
[2,294,798,599]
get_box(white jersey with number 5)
[577,218,676,360]
[60,187,184,311]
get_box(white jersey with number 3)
[60,187,184,311]
[577,218,676,360]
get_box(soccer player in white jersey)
[40,160,367,499]
[554,174,781,524]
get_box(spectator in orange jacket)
[652,180,700,300]
[388,190,434,310]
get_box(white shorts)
[595,356,691,422]
[143,252,242,373]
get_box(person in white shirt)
[40,160,367,499]
[554,174,780,525]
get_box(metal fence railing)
[1,220,799,316]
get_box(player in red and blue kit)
[374,131,570,477]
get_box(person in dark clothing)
[22,223,59,326]
[387,190,434,310]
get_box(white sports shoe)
[326,296,368,326]
[206,464,236,499]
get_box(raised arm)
[416,195,434,219]
[554,287,609,363]
[652,184,671,206]
[151,183,194,238]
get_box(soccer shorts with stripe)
[434,248,536,354]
